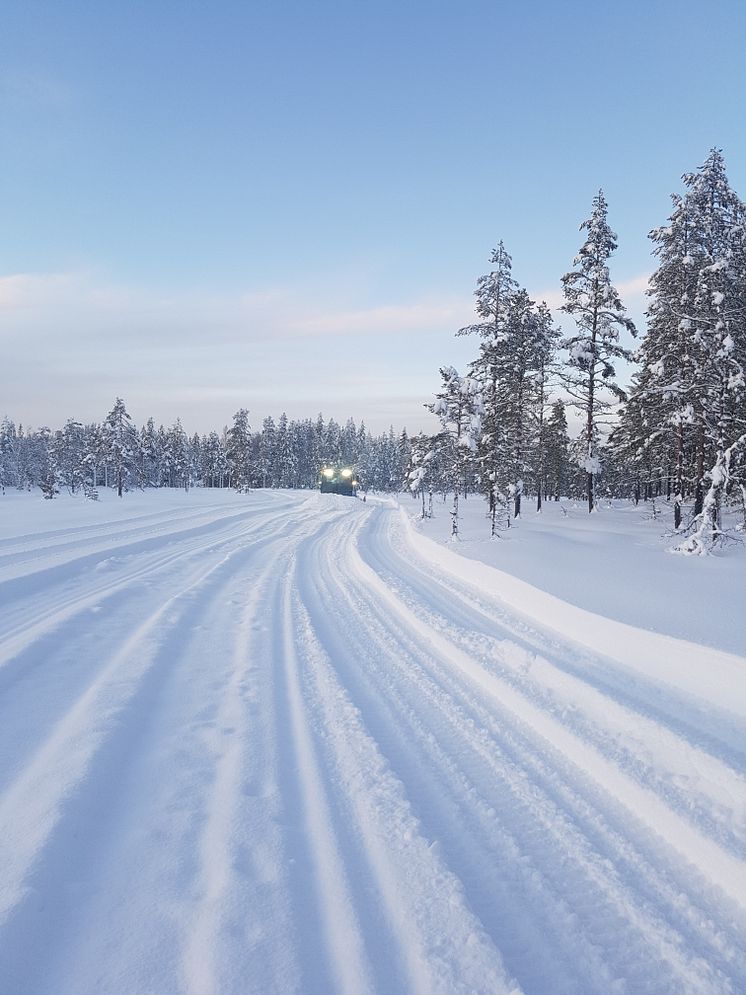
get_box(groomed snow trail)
[1,492,744,994]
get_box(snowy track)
[0,493,745,994]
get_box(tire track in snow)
[0,497,315,675]
[273,556,375,995]
[0,499,256,564]
[0,501,328,799]
[292,532,520,995]
[0,495,302,627]
[2,492,744,994]
[0,545,243,928]
[0,498,320,929]
[178,537,330,995]
[300,512,625,993]
[0,499,345,993]
[357,511,746,856]
[349,514,746,982]
[303,506,745,993]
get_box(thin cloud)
[0,270,472,345]
[532,272,651,314]
[297,299,472,336]
[0,270,475,432]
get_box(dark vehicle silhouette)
[319,466,358,496]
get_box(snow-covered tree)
[104,397,138,497]
[561,190,637,512]
[407,432,436,519]
[458,242,517,530]
[52,418,86,493]
[671,152,746,551]
[544,400,571,502]
[428,367,483,538]
[227,408,252,492]
[532,303,561,511]
[617,149,746,544]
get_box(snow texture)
[0,488,744,994]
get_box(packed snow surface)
[0,489,745,994]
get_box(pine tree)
[458,242,518,532]
[276,412,297,488]
[140,418,161,488]
[620,149,746,542]
[0,418,20,491]
[428,367,483,538]
[544,400,571,501]
[407,432,437,518]
[227,408,252,492]
[36,427,59,499]
[104,397,138,497]
[494,289,554,518]
[82,422,107,497]
[533,303,561,511]
[167,420,190,491]
[673,151,746,551]
[396,428,411,491]
[561,190,637,512]
[258,416,277,487]
[52,418,86,493]
[642,188,700,526]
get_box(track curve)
[0,492,743,994]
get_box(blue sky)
[2,0,745,433]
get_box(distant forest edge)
[2,150,745,555]
[0,405,409,498]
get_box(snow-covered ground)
[0,488,744,994]
[408,494,746,655]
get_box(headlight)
[341,468,352,478]
[322,468,335,479]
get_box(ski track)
[0,493,744,994]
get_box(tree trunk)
[694,425,705,516]
[674,422,683,530]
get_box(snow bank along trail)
[0,491,744,994]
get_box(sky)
[1,0,745,435]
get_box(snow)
[1,488,745,994]
[408,495,746,656]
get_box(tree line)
[413,149,745,552]
[0,403,413,499]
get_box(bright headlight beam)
[341,468,352,478]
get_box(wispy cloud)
[0,270,474,432]
[297,299,471,336]
[532,272,651,314]
[0,270,472,346]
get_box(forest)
[2,150,745,554]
